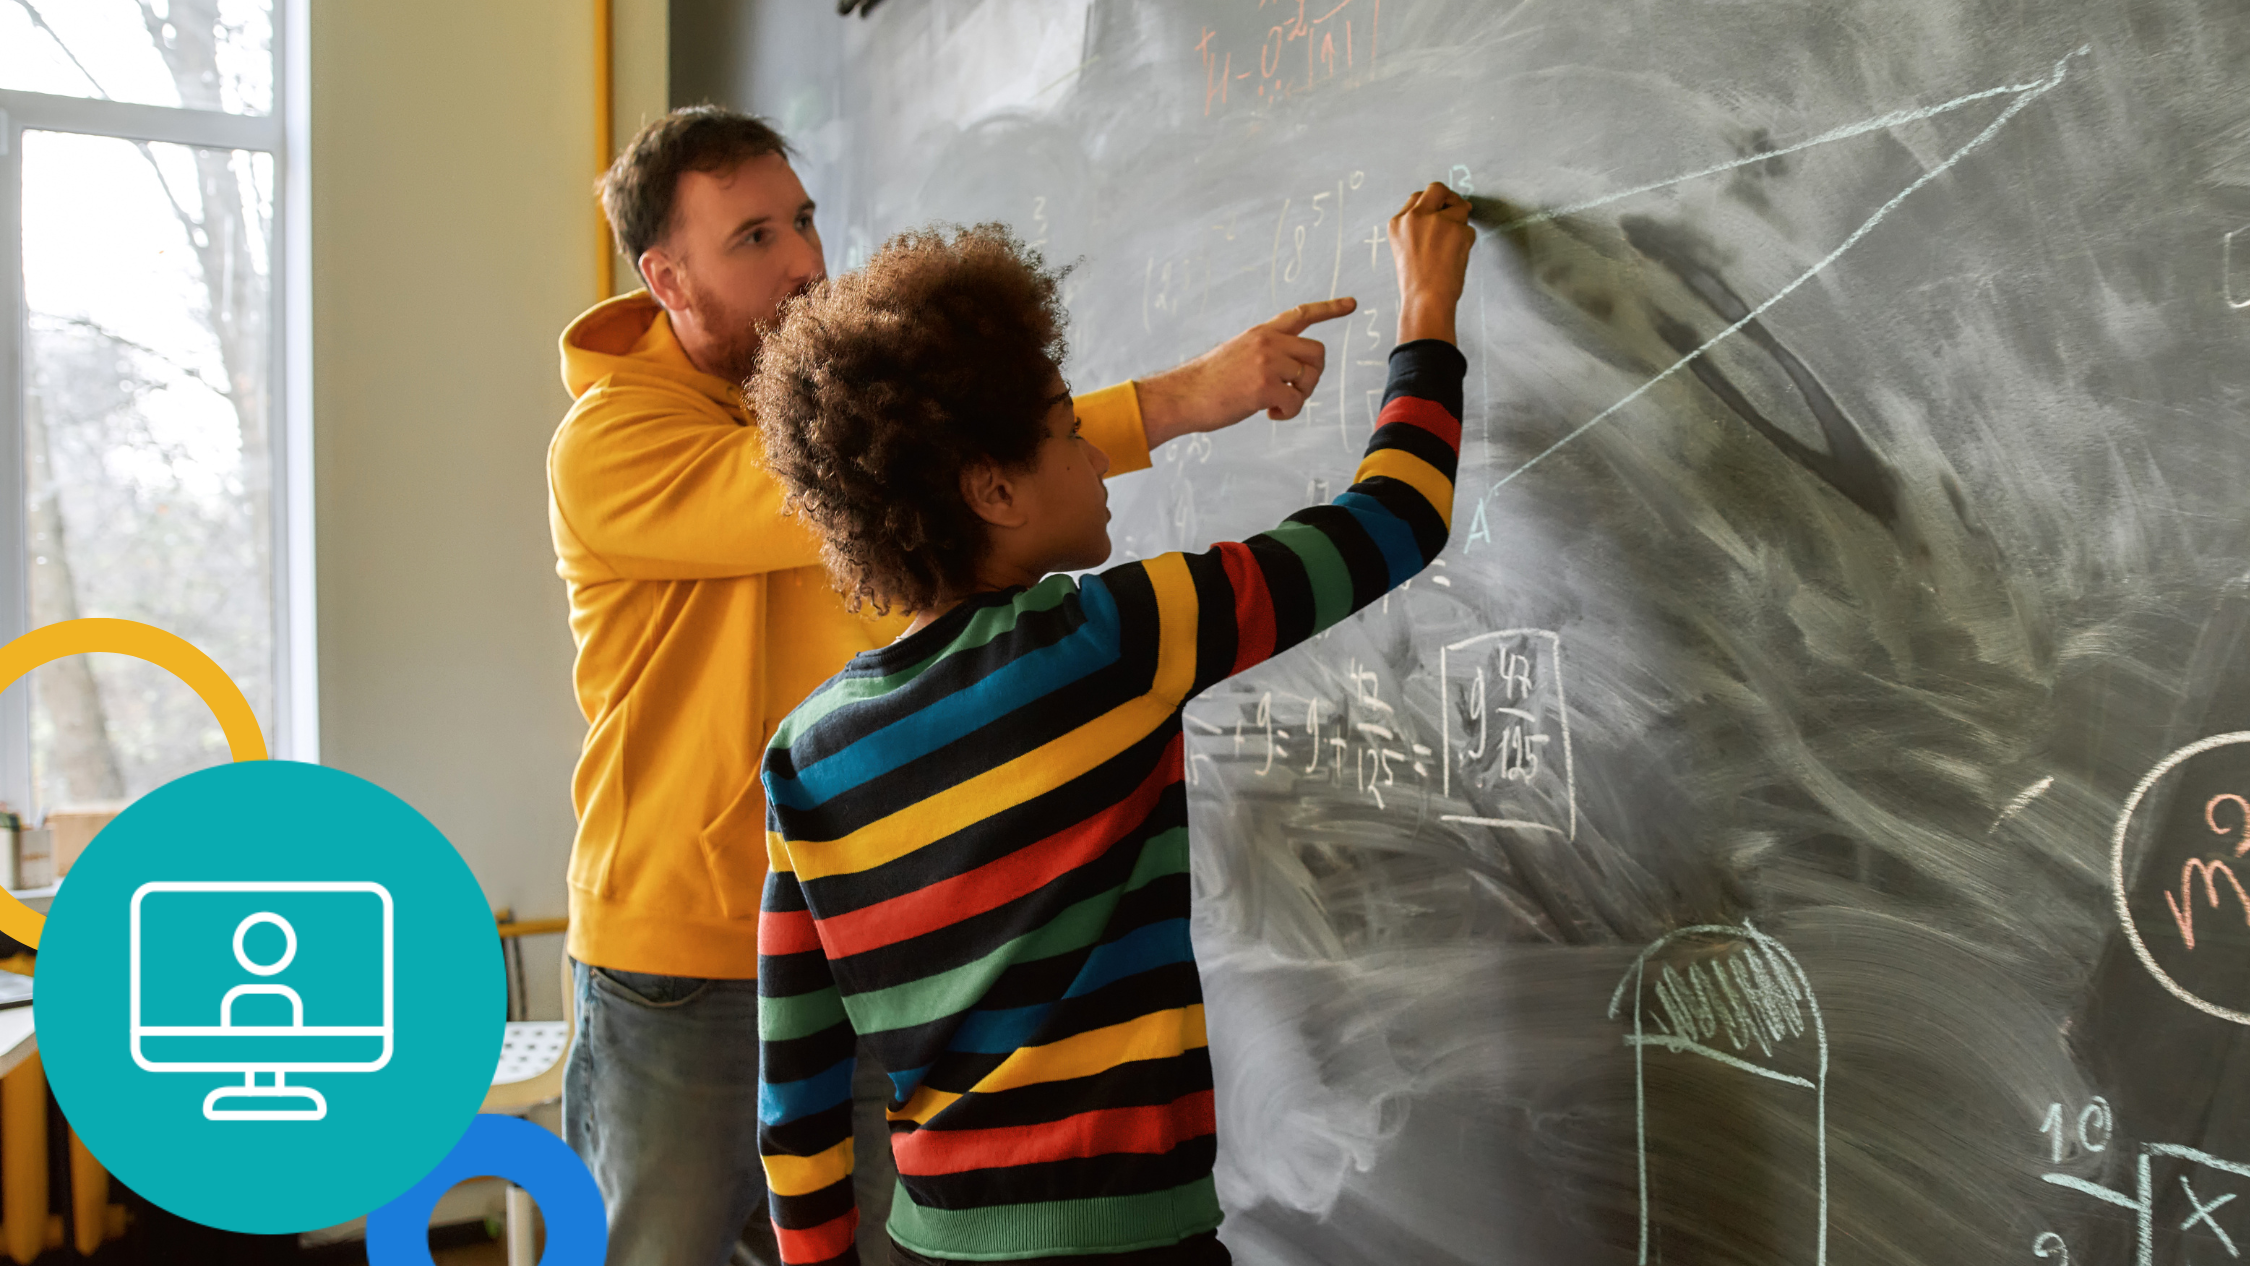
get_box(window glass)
[20,129,273,814]
[0,0,273,116]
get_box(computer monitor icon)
[129,881,394,1121]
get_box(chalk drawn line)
[1437,814,1563,834]
[2179,1177,2239,1256]
[2226,226,2250,311]
[2047,1143,2250,1266]
[2044,1172,2142,1210]
[1992,774,2056,833]
[1609,922,1828,1266]
[1622,1033,1815,1088]
[1484,47,2090,500]
[1498,70,2061,232]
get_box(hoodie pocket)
[567,697,631,898]
[697,773,772,921]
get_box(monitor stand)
[204,1071,326,1121]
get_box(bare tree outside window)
[8,0,276,814]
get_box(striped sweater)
[757,339,1467,1262]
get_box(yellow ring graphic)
[0,619,266,949]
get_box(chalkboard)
[694,2,2250,1262]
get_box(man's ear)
[641,247,686,312]
[960,459,1027,530]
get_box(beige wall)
[312,0,644,1016]
[611,0,670,297]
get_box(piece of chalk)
[1463,194,1519,228]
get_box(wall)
[668,0,757,112]
[613,0,670,296]
[311,0,618,1018]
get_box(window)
[1,0,310,827]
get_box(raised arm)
[1163,337,1466,699]
[1094,183,1476,700]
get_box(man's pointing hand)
[1136,297,1359,447]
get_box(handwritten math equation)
[1438,627,1579,840]
[1138,160,1483,467]
[1196,0,1386,117]
[1188,641,1437,812]
[1185,615,1579,840]
[1141,166,1405,454]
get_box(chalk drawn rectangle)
[1438,628,1577,839]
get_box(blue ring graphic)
[366,1114,607,1265]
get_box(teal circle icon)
[37,761,505,1233]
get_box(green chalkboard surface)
[696,3,2250,1261]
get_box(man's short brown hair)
[598,106,792,281]
[749,224,1070,616]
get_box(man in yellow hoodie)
[552,107,1350,1266]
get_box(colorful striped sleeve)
[1096,338,1466,702]
[758,833,863,1265]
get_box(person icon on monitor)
[203,911,325,1120]
[220,912,306,1025]
[127,881,396,1124]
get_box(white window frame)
[0,0,316,818]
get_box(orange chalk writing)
[1191,0,1391,117]
[2168,856,2250,951]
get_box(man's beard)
[686,274,823,387]
[684,277,766,387]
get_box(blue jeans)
[564,960,896,1266]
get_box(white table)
[0,885,50,1076]
[0,1008,34,1078]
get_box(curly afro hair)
[749,222,1072,615]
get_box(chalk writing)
[1196,0,1384,117]
[1260,172,1393,447]
[1143,248,1215,333]
[2044,1136,2250,1265]
[1190,651,1437,813]
[2111,732,2250,1024]
[2209,793,2250,851]
[1465,499,1492,549]
[1234,692,1279,776]
[2167,857,2250,951]
[2038,1097,2112,1164]
[1610,924,1828,1266]
[1437,628,1576,838]
[2033,1231,2069,1264]
[2184,1177,2238,1255]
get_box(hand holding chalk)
[1391,182,1476,345]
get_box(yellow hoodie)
[551,291,1152,977]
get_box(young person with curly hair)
[747,182,1475,1265]
[552,107,1357,1265]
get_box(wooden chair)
[482,914,573,1266]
